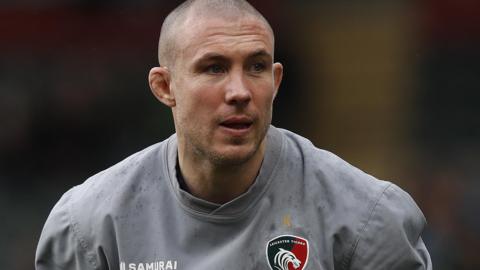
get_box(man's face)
[169,15,282,165]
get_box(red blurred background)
[1,1,479,269]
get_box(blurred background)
[1,0,479,269]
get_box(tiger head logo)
[266,235,309,270]
[273,248,302,270]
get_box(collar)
[163,126,284,221]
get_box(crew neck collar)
[163,126,284,221]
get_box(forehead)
[178,15,274,61]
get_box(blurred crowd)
[1,1,479,269]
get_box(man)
[36,0,432,269]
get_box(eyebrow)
[193,49,273,65]
[193,52,228,65]
[248,49,272,61]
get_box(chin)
[209,144,260,166]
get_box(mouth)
[219,116,253,132]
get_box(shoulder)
[66,139,169,219]
[73,139,167,198]
[276,128,399,236]
[346,183,431,269]
[277,127,390,200]
[276,128,430,269]
[36,137,173,269]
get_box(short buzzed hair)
[158,0,274,68]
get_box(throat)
[176,137,267,204]
[176,155,263,204]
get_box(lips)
[220,116,253,130]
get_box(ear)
[149,67,176,107]
[272,62,283,99]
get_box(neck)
[177,141,266,204]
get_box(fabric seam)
[341,182,393,270]
[65,190,99,269]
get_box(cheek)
[195,90,221,109]
[254,82,276,107]
[175,84,220,120]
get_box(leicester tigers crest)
[266,235,309,270]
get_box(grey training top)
[36,126,432,270]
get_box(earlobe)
[149,67,176,107]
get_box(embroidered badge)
[266,235,309,270]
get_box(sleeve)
[35,189,100,270]
[347,183,432,270]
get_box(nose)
[224,71,251,106]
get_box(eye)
[250,62,266,73]
[206,64,226,74]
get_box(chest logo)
[266,235,309,270]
